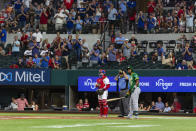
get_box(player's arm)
[134,73,139,87]
[103,78,110,90]
[135,79,139,87]
[95,82,100,88]
[123,71,129,80]
[114,74,119,81]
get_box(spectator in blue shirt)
[127,0,136,9]
[107,44,117,61]
[18,6,27,28]
[40,53,50,68]
[104,0,112,10]
[157,43,165,61]
[91,13,99,33]
[142,53,149,63]
[84,14,92,34]
[147,14,155,33]
[75,16,83,34]
[155,97,165,112]
[108,4,118,35]
[66,14,75,34]
[0,27,7,45]
[115,33,125,49]
[33,54,41,68]
[12,35,20,56]
[131,45,137,58]
[14,0,22,15]
[90,45,100,64]
[182,43,193,67]
[73,34,82,61]
[118,0,127,13]
[137,11,145,33]
[32,40,40,57]
[176,60,188,70]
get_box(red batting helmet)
[99,69,106,74]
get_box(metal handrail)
[100,21,109,51]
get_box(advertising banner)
[78,76,196,92]
[0,69,50,85]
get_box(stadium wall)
[51,69,196,86]
[1,69,196,110]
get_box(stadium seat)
[138,41,148,53]
[149,41,157,50]
[166,40,176,52]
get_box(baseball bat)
[107,97,125,102]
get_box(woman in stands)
[76,99,84,111]
[83,98,90,111]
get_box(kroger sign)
[0,69,50,85]
[78,76,196,92]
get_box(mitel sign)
[0,69,50,85]
[78,76,196,92]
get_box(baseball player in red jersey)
[96,69,110,117]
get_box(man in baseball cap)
[124,65,141,119]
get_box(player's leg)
[102,90,108,117]
[127,96,133,119]
[98,95,103,117]
[132,88,141,119]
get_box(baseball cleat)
[102,115,108,118]
[135,116,139,119]
[126,115,133,120]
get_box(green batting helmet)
[127,65,134,71]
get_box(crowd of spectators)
[0,0,195,34]
[0,28,196,70]
[139,96,182,113]
[0,0,195,70]
[76,98,90,111]
[7,94,39,111]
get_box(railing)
[100,21,109,51]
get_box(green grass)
[0,113,196,131]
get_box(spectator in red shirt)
[178,7,184,18]
[64,0,74,10]
[83,98,90,110]
[117,51,126,63]
[21,31,28,50]
[49,57,57,69]
[0,12,5,26]
[26,56,35,68]
[171,98,181,113]
[40,8,49,32]
[147,0,156,14]
[128,8,136,33]
[76,99,84,111]
[9,63,19,69]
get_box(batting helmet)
[127,65,133,71]
[99,69,106,74]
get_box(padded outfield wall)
[1,69,196,109]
